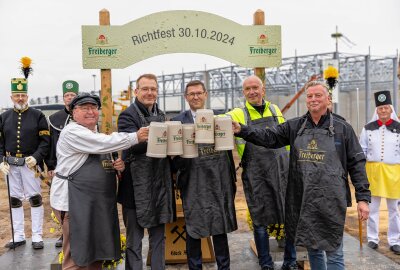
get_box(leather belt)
[55,172,73,180]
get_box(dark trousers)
[122,206,165,270]
[186,233,230,270]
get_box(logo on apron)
[101,160,114,172]
[298,139,326,163]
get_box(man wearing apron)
[0,78,50,250]
[172,80,237,270]
[50,93,149,269]
[232,81,371,270]
[46,80,79,248]
[226,75,296,270]
[117,74,175,270]
[359,91,400,254]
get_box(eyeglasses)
[186,92,205,98]
[139,87,158,93]
[76,105,99,112]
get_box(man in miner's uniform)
[46,80,79,248]
[0,78,50,249]
[359,90,400,254]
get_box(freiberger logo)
[214,124,226,138]
[257,34,268,44]
[249,33,277,56]
[88,34,118,57]
[17,84,23,91]
[172,129,183,142]
[307,139,318,150]
[299,139,326,163]
[185,132,196,145]
[196,116,212,131]
[96,34,108,45]
[102,160,114,171]
[156,131,167,144]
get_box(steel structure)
[29,52,398,121]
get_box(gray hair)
[304,80,330,95]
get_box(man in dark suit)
[172,80,237,270]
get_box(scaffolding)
[29,51,398,122]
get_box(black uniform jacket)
[46,108,70,170]
[116,99,162,207]
[237,111,371,206]
[0,107,50,167]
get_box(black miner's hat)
[374,91,392,107]
[69,92,101,112]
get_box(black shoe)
[390,245,400,255]
[281,263,299,270]
[55,235,63,248]
[4,240,26,249]
[32,241,44,249]
[367,241,378,249]
[262,266,274,270]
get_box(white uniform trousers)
[6,164,43,242]
[367,196,400,246]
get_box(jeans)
[253,225,297,268]
[307,241,344,270]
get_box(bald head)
[242,75,265,106]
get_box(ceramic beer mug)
[181,124,198,158]
[195,109,214,144]
[146,122,168,158]
[166,121,183,155]
[214,116,234,151]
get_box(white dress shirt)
[50,122,138,211]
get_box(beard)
[14,102,28,110]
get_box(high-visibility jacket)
[226,100,286,159]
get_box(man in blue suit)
[172,80,237,270]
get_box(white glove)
[0,162,10,175]
[25,156,37,168]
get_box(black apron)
[180,144,237,239]
[288,114,347,251]
[130,103,175,228]
[241,107,289,227]
[68,154,121,266]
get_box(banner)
[82,10,282,69]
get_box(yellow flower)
[246,209,253,231]
[58,251,64,264]
[50,227,55,233]
[20,57,32,68]
[323,66,339,80]
[51,211,60,225]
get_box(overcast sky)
[0,0,399,107]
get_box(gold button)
[17,126,20,129]
[17,150,20,153]
[17,140,20,143]
[17,136,20,138]
[18,122,21,125]
[17,131,20,134]
[17,145,20,148]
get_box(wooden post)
[99,9,113,134]
[253,9,265,82]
